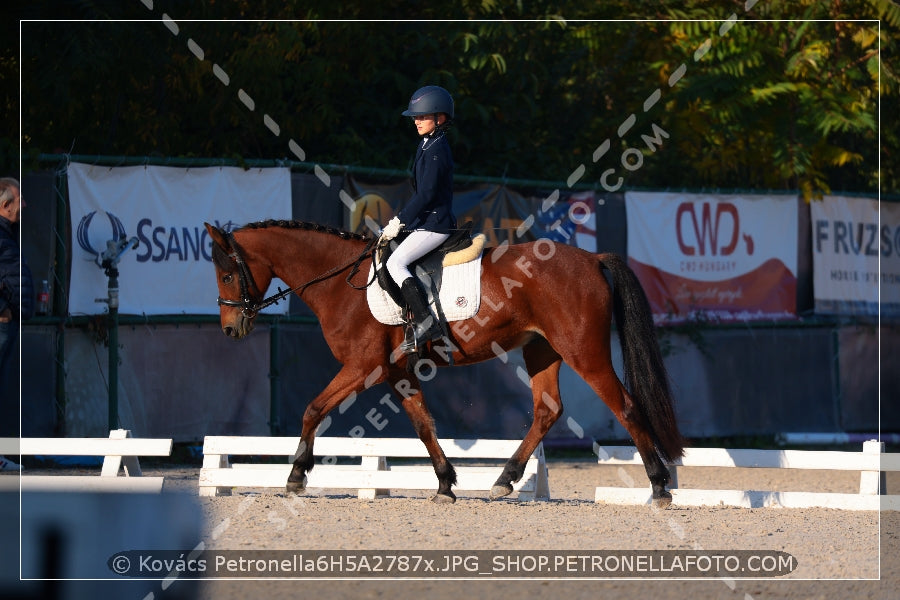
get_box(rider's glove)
[380,216,403,241]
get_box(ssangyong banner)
[810,195,900,317]
[67,163,292,315]
[626,192,798,324]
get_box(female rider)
[380,85,457,345]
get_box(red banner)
[626,192,798,324]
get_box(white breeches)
[385,230,450,285]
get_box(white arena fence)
[0,429,173,493]
[5,432,894,510]
[594,440,899,511]
[199,436,550,501]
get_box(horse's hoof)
[652,492,673,509]
[489,484,513,500]
[431,493,456,504]
[285,476,307,496]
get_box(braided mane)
[240,219,368,241]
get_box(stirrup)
[400,318,442,355]
[401,321,418,354]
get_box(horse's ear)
[205,222,228,251]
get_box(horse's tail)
[598,253,686,462]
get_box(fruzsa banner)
[810,195,900,317]
[66,163,292,315]
[626,192,798,324]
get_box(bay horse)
[204,220,685,507]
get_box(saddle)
[368,222,484,332]
[376,222,475,307]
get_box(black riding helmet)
[401,85,454,119]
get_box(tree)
[635,0,891,199]
[7,0,896,198]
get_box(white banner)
[67,163,292,315]
[626,192,798,324]
[810,196,900,317]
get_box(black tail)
[599,254,686,462]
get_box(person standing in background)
[0,177,33,470]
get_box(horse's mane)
[211,220,368,271]
[239,219,368,241]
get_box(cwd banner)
[626,192,798,324]
[67,163,292,315]
[810,195,900,317]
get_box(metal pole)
[94,235,137,432]
[107,265,119,431]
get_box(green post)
[54,169,68,435]
[269,318,280,436]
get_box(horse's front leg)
[287,365,376,495]
[388,370,457,504]
[492,338,563,500]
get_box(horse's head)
[205,222,272,339]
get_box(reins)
[216,231,377,317]
[346,237,380,291]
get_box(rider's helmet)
[401,85,454,119]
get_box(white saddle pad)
[367,256,482,326]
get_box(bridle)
[215,231,268,318]
[216,230,377,318]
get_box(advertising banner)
[810,196,900,317]
[67,163,292,315]
[343,176,596,251]
[626,192,798,324]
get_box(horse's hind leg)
[287,365,375,495]
[569,356,673,507]
[491,337,563,500]
[388,370,457,504]
[613,384,672,507]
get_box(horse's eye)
[223,274,234,284]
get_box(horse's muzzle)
[223,315,254,339]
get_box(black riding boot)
[400,278,443,346]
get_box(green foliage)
[5,0,895,197]
[644,2,888,199]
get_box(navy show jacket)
[398,133,456,234]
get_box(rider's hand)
[380,216,403,241]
